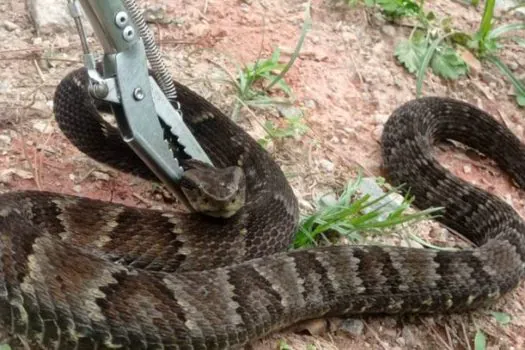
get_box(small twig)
[33,59,45,83]
[76,167,96,184]
[348,52,364,85]
[266,0,311,91]
[427,322,455,350]
[132,192,153,206]
[461,321,472,350]
[20,138,41,190]
[363,322,390,350]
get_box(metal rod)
[122,0,178,101]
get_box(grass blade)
[266,1,312,91]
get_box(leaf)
[376,0,421,18]
[488,23,525,41]
[430,45,468,79]
[395,38,427,74]
[487,55,525,107]
[474,329,487,350]
[518,94,525,107]
[450,32,473,46]
[279,340,292,350]
[0,345,11,350]
[489,311,512,325]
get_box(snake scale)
[0,66,524,349]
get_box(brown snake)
[0,66,524,349]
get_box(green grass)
[221,1,312,121]
[293,174,441,249]
[258,113,310,148]
[344,0,525,106]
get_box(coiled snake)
[0,67,524,349]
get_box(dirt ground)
[0,0,525,349]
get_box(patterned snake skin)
[0,67,524,349]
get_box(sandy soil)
[0,0,524,349]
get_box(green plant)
[279,340,292,350]
[234,47,293,105]
[376,0,525,106]
[375,0,423,20]
[222,1,312,120]
[258,114,309,148]
[293,174,441,248]
[465,0,525,106]
[473,311,512,350]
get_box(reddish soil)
[0,0,524,349]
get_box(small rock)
[401,326,419,347]
[0,170,12,184]
[0,134,11,146]
[505,193,513,206]
[339,318,364,337]
[396,337,405,346]
[2,20,19,32]
[463,164,472,174]
[508,61,519,71]
[319,192,338,207]
[304,99,317,109]
[0,80,10,93]
[92,171,110,181]
[373,125,383,141]
[341,31,356,43]
[319,158,334,172]
[298,199,314,211]
[73,185,82,193]
[143,6,170,24]
[480,71,500,85]
[277,105,302,119]
[381,24,397,37]
[28,0,93,35]
[13,169,34,180]
[32,120,54,134]
[0,169,34,182]
[374,114,389,124]
[187,22,210,38]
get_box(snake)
[0,66,524,350]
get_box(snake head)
[180,159,246,218]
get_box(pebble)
[0,134,11,146]
[319,158,334,172]
[339,318,364,336]
[374,114,389,124]
[2,20,19,31]
[0,80,10,93]
[92,171,110,181]
[402,326,419,347]
[508,61,519,71]
[277,105,302,119]
[303,99,317,109]
[32,120,54,134]
[463,164,472,174]
[380,24,397,37]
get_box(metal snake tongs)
[66,0,214,210]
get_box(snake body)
[0,67,524,349]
